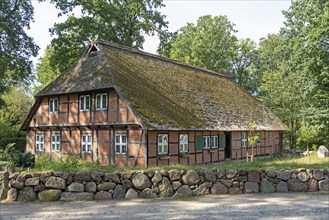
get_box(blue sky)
[27,0,291,64]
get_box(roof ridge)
[96,40,233,80]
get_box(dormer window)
[96,93,107,110]
[49,98,58,113]
[80,95,90,111]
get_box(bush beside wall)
[1,168,329,202]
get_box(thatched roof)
[23,41,287,131]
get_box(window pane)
[40,136,44,142]
[116,145,120,153]
[82,135,86,142]
[36,135,39,142]
[96,95,101,109]
[116,135,120,143]
[122,135,127,143]
[88,135,92,143]
[122,145,127,153]
[54,99,58,112]
[88,144,92,151]
[57,135,60,142]
[40,144,44,150]
[102,94,107,108]
[49,99,53,112]
[86,96,90,109]
[158,135,162,144]
[163,135,167,143]
[164,144,168,153]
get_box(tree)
[0,0,39,93]
[158,15,260,94]
[36,0,168,89]
[166,15,238,76]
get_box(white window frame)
[115,134,128,154]
[158,134,168,155]
[51,134,61,151]
[80,95,90,111]
[49,98,58,113]
[81,134,92,152]
[96,93,107,110]
[36,134,44,151]
[211,136,218,148]
[179,134,188,153]
[242,132,248,147]
[203,136,210,149]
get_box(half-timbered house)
[21,41,287,168]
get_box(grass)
[29,152,329,173]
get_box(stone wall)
[2,168,329,202]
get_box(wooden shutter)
[195,135,204,150]
[219,135,226,148]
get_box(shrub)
[0,143,35,168]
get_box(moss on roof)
[32,41,287,131]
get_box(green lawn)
[30,152,329,173]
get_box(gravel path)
[1,193,328,220]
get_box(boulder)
[313,170,325,180]
[151,171,162,184]
[34,182,46,192]
[0,171,9,200]
[121,172,133,179]
[244,182,259,193]
[277,170,292,181]
[38,189,61,201]
[168,170,180,181]
[276,181,288,193]
[91,171,103,182]
[260,179,275,193]
[97,182,116,191]
[132,173,152,190]
[53,172,63,178]
[85,182,97,193]
[287,179,307,192]
[174,185,193,197]
[204,170,217,183]
[68,182,84,192]
[9,172,19,180]
[125,188,138,199]
[221,179,233,187]
[211,182,228,194]
[265,170,277,178]
[104,173,120,183]
[172,181,182,191]
[139,188,157,198]
[17,174,26,182]
[308,179,318,192]
[17,187,36,202]
[6,188,17,202]
[182,170,200,185]
[248,170,260,183]
[94,191,112,200]
[74,172,91,182]
[235,175,247,182]
[317,145,329,158]
[122,179,133,189]
[45,176,66,189]
[228,187,242,194]
[318,180,329,191]
[193,182,211,196]
[60,192,94,201]
[25,177,40,186]
[226,170,238,179]
[113,185,126,199]
[10,180,24,190]
[159,177,174,197]
[217,169,225,179]
[297,172,309,182]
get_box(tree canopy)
[0,0,39,93]
[36,0,168,91]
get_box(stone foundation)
[1,168,329,202]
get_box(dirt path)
[1,193,328,220]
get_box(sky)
[27,0,291,65]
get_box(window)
[96,93,107,110]
[203,136,210,149]
[115,134,127,154]
[51,134,61,151]
[179,134,188,153]
[242,132,248,147]
[211,136,218,148]
[49,98,58,113]
[36,134,44,151]
[81,134,92,152]
[80,95,90,111]
[158,134,168,155]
